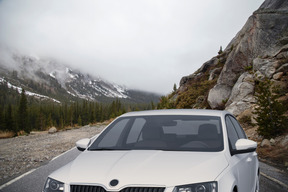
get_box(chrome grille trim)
[70,185,165,192]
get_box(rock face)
[210,0,288,111]
[178,0,288,116]
[225,72,255,116]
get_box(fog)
[0,0,264,94]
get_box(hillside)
[0,48,160,135]
[0,48,160,105]
[164,0,288,115]
[159,0,288,166]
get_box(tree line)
[0,88,154,135]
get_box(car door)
[225,115,257,192]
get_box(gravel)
[0,124,105,184]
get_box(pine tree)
[18,89,29,133]
[59,116,64,129]
[0,109,4,131]
[5,105,15,133]
[253,78,288,138]
[218,46,223,55]
[173,83,177,93]
[151,101,155,110]
[47,113,53,127]
[77,115,82,126]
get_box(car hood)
[51,150,228,189]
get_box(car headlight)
[173,182,217,192]
[43,177,64,192]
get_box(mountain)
[0,48,160,104]
[171,0,288,116]
[157,0,288,167]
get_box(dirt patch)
[245,126,288,170]
[0,124,105,185]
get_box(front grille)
[121,187,165,192]
[71,185,106,192]
[70,185,165,192]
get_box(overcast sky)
[0,0,264,95]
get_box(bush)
[238,115,253,128]
[253,78,288,138]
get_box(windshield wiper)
[88,148,117,151]
[88,148,131,151]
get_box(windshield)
[89,115,224,152]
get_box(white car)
[43,109,259,192]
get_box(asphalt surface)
[259,161,288,192]
[0,149,287,192]
[260,176,288,192]
[0,148,80,192]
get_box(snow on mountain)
[60,67,129,99]
[0,50,132,102]
[0,77,61,103]
[0,47,160,104]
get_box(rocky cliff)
[176,0,288,116]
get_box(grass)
[257,146,288,166]
[0,131,15,139]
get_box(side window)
[225,116,239,151]
[229,116,247,139]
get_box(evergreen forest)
[0,82,155,136]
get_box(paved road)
[1,149,287,192]
[259,161,288,192]
[0,148,80,192]
[260,176,287,192]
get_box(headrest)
[142,123,163,140]
[198,124,218,139]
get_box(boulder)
[207,84,232,109]
[270,138,276,146]
[260,139,271,147]
[48,127,57,134]
[280,135,288,147]
[226,72,255,106]
[273,72,284,80]
[225,72,255,116]
[226,101,253,117]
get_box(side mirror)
[232,139,257,155]
[76,138,91,152]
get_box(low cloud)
[0,0,264,94]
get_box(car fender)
[49,161,73,184]
[216,164,238,192]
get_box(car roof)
[120,109,231,117]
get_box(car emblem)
[110,179,119,187]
